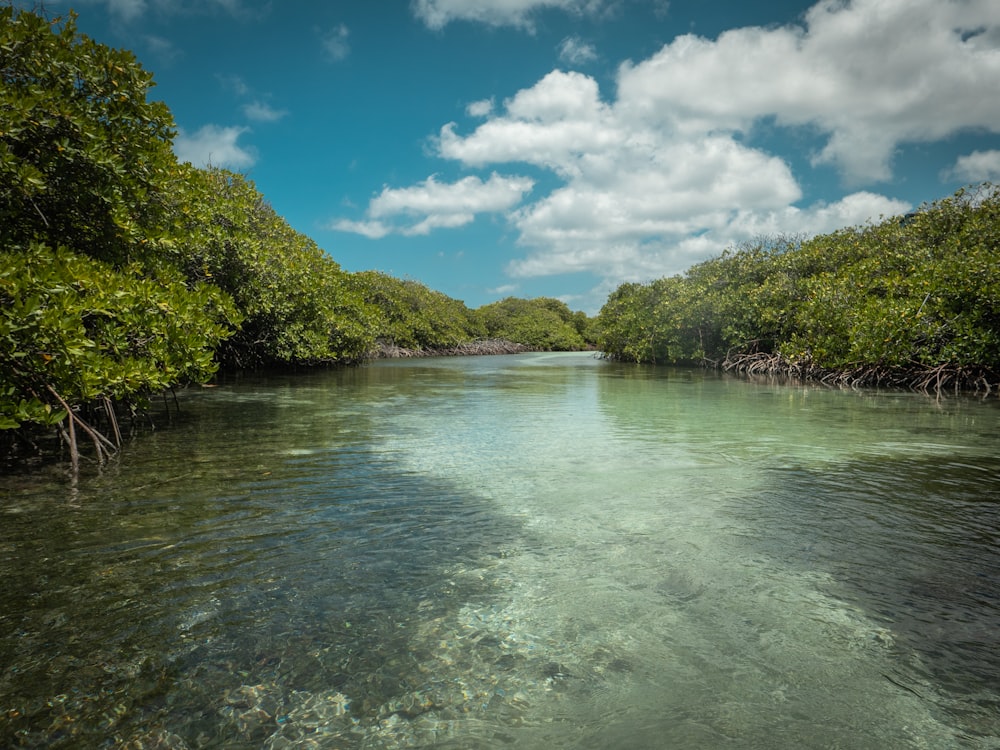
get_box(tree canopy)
[0,6,176,269]
[477,297,591,351]
[1,8,235,463]
[348,271,485,352]
[170,166,377,368]
[596,185,1000,392]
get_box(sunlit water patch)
[1,352,998,748]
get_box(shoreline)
[718,351,999,397]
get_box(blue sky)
[37,0,1000,313]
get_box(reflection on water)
[1,352,998,748]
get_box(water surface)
[1,352,998,748]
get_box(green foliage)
[170,167,376,367]
[597,282,664,363]
[0,243,233,429]
[596,277,716,363]
[345,278,596,355]
[597,185,1000,383]
[476,297,588,351]
[0,8,237,440]
[348,271,484,351]
[0,7,177,269]
[783,187,1000,370]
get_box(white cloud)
[174,124,256,169]
[412,0,609,31]
[106,0,147,22]
[142,34,181,64]
[404,213,476,236]
[333,173,534,237]
[217,74,251,97]
[215,77,287,123]
[558,36,597,65]
[80,0,256,22]
[243,101,288,122]
[489,283,519,295]
[369,173,534,217]
[212,0,243,14]
[329,219,392,239]
[616,0,1000,183]
[441,72,811,281]
[509,137,802,248]
[322,24,351,61]
[428,0,995,293]
[716,192,912,249]
[439,70,621,177]
[506,191,911,282]
[466,98,494,118]
[944,150,1000,183]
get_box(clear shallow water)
[1,352,998,748]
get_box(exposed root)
[46,386,121,473]
[719,352,1000,397]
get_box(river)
[1,352,998,748]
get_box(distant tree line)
[596,184,1000,394]
[0,8,593,465]
[349,271,591,356]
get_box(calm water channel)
[1,352,999,748]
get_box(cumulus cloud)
[332,173,534,237]
[243,101,288,122]
[217,74,251,97]
[215,77,288,124]
[440,70,813,280]
[174,124,256,169]
[426,0,997,296]
[489,283,519,295]
[368,173,534,217]
[944,150,1000,183]
[439,70,621,177]
[322,24,351,61]
[142,34,181,64]
[412,0,609,31]
[330,219,392,240]
[505,190,911,282]
[106,0,147,22]
[616,0,1000,183]
[558,36,597,65]
[77,0,256,22]
[466,98,494,118]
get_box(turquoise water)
[1,352,998,748]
